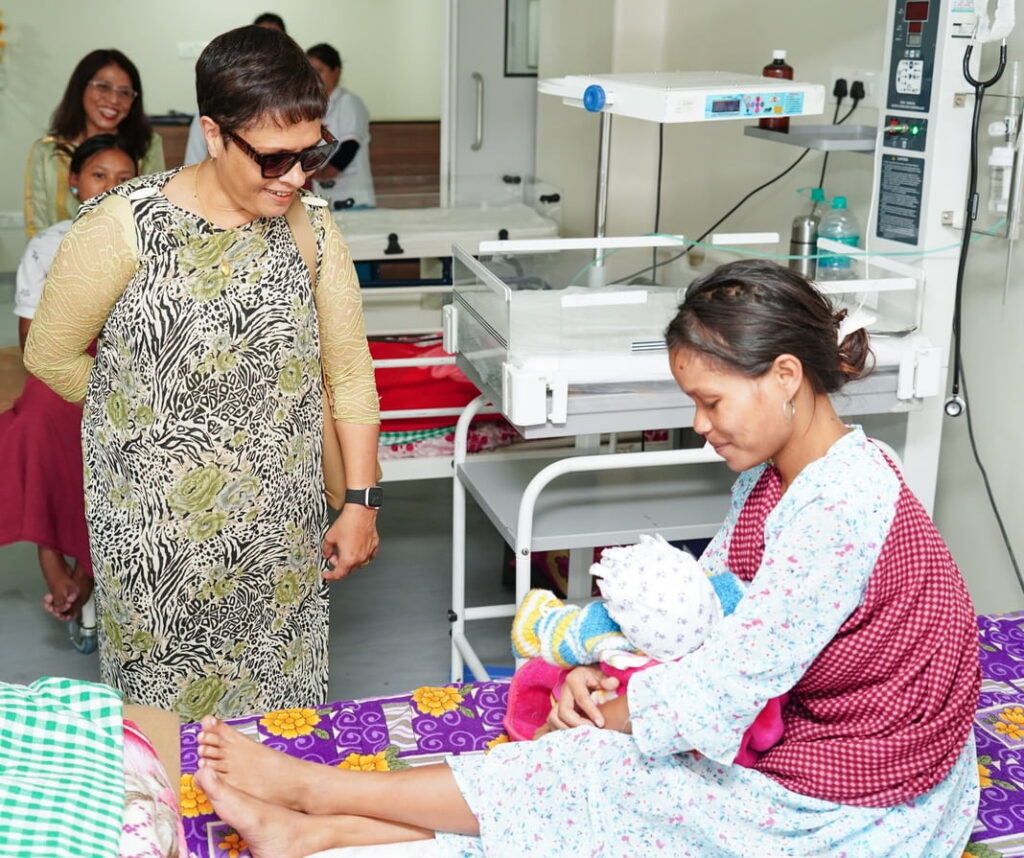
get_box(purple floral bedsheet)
[178,681,510,858]
[968,612,1024,858]
[175,613,1024,858]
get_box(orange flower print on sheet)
[487,733,510,752]
[337,744,409,771]
[218,831,248,858]
[339,750,390,771]
[411,685,474,718]
[962,840,1009,858]
[179,773,213,817]
[976,754,1017,792]
[979,760,993,788]
[260,707,322,739]
[994,706,1024,742]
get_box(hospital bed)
[173,610,1024,857]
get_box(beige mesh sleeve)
[315,209,380,424]
[22,195,139,402]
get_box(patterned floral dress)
[25,170,378,721]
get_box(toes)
[194,765,220,796]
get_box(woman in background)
[2,135,137,621]
[25,26,380,722]
[23,49,164,237]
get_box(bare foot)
[197,716,327,813]
[194,767,332,858]
[38,549,92,621]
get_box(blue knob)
[583,84,606,112]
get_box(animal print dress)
[41,170,378,720]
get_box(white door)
[442,0,538,206]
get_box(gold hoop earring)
[782,398,796,422]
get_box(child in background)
[1,134,136,619]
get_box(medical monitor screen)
[711,98,740,114]
[904,1,930,21]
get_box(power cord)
[819,78,860,189]
[651,122,665,280]
[959,361,1022,586]
[817,78,850,190]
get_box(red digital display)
[905,1,930,21]
[909,21,924,33]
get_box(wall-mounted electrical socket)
[830,67,883,110]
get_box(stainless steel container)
[789,213,819,280]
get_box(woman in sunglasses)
[24,25,380,721]
[23,49,164,237]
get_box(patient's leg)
[195,768,433,857]
[197,717,479,834]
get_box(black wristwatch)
[344,486,383,509]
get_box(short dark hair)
[49,50,152,163]
[195,26,326,136]
[253,12,286,32]
[307,43,341,71]
[68,134,137,176]
[665,259,872,394]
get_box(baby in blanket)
[506,534,786,767]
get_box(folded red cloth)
[370,338,501,432]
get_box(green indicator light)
[911,125,920,135]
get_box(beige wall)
[0,0,443,267]
[536,0,1023,613]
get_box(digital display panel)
[711,98,741,114]
[904,1,930,21]
[909,20,924,33]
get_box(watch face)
[367,486,384,508]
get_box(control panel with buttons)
[883,114,928,151]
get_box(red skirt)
[0,374,91,576]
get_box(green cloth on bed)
[0,677,124,857]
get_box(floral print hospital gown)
[25,170,378,720]
[436,429,979,857]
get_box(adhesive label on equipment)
[877,154,923,245]
[561,291,648,308]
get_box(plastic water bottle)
[817,196,861,278]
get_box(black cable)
[651,123,665,279]
[836,100,861,125]
[818,97,862,190]
[960,361,1022,586]
[817,99,844,191]
[624,147,811,283]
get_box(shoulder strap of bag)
[285,195,318,291]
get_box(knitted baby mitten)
[511,589,632,667]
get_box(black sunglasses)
[223,127,339,178]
